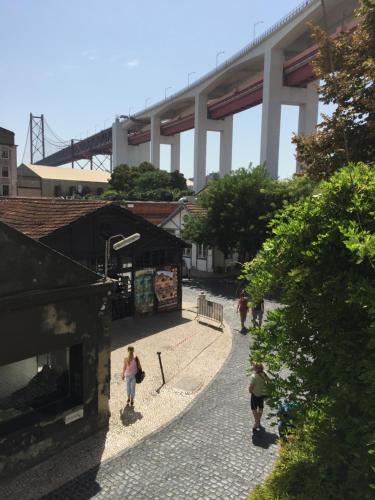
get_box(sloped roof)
[0,197,186,248]
[19,164,110,183]
[123,201,180,225]
[185,203,207,215]
[0,197,112,239]
[0,221,104,298]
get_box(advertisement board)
[134,269,155,314]
[154,266,178,311]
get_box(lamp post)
[165,86,172,100]
[104,233,140,279]
[145,97,151,109]
[216,51,225,68]
[187,71,196,87]
[253,21,264,41]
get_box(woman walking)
[122,346,141,407]
[237,292,248,330]
[249,363,269,432]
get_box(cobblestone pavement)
[42,279,279,500]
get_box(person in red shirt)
[237,292,248,330]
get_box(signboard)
[64,406,84,425]
[134,269,155,314]
[154,267,178,311]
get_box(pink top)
[125,357,138,376]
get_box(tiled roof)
[19,164,110,183]
[0,197,112,239]
[185,203,207,215]
[123,201,180,225]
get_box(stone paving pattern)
[42,279,279,500]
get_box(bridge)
[37,0,357,191]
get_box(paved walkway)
[40,279,278,500]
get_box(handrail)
[131,0,317,118]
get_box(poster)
[154,266,178,311]
[134,269,155,314]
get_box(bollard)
[157,351,166,386]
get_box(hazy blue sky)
[1,0,326,179]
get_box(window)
[0,345,83,433]
[183,246,191,257]
[1,167,9,177]
[0,184,9,196]
[1,148,9,160]
[197,244,207,259]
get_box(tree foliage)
[181,166,315,259]
[103,162,192,201]
[244,163,375,499]
[293,0,375,180]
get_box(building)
[0,127,17,197]
[0,197,185,318]
[136,201,238,274]
[160,203,238,274]
[122,200,180,225]
[17,163,110,198]
[0,221,112,478]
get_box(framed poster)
[154,266,178,311]
[134,269,155,314]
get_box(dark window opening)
[0,344,83,435]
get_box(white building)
[160,202,238,274]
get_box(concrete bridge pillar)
[113,118,144,168]
[260,48,284,179]
[297,81,319,172]
[170,134,180,172]
[150,115,161,168]
[112,119,130,168]
[194,92,208,192]
[219,115,233,177]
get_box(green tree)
[244,163,375,499]
[182,166,315,259]
[170,170,188,190]
[293,0,375,180]
[104,162,192,201]
[108,164,138,192]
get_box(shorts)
[251,394,265,410]
[252,309,263,320]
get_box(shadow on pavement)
[111,310,190,350]
[251,427,278,449]
[120,406,143,426]
[183,277,244,301]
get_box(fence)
[196,294,224,329]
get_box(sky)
[1,0,328,180]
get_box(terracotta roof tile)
[0,197,112,239]
[122,201,180,225]
[185,203,207,215]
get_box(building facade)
[0,198,185,319]
[0,221,112,479]
[0,128,17,197]
[160,203,238,274]
[17,164,110,198]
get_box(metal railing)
[196,293,223,328]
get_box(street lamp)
[187,71,196,87]
[104,233,140,279]
[165,86,172,100]
[216,51,225,68]
[253,21,264,41]
[145,97,151,109]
